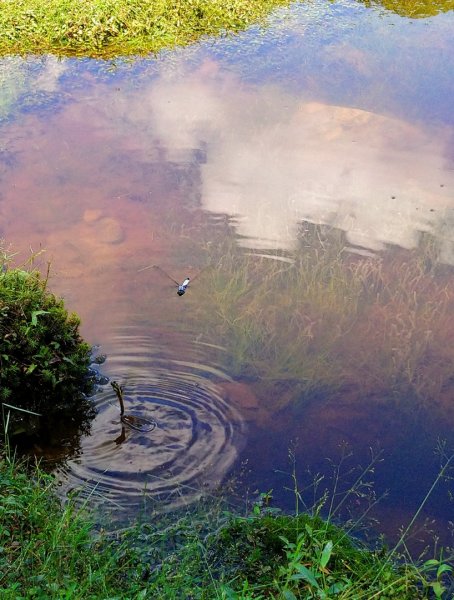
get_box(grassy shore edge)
[0,0,292,58]
[2,454,451,599]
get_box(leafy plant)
[420,557,453,599]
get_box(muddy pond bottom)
[56,326,245,513]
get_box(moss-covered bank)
[0,0,291,58]
[0,242,95,446]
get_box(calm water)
[1,0,454,546]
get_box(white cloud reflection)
[130,59,454,260]
[0,56,68,121]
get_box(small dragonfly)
[138,264,205,296]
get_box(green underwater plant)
[191,228,355,392]
[190,225,454,412]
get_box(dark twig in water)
[111,381,126,416]
[110,381,156,432]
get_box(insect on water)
[138,264,206,296]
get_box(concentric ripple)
[57,326,246,513]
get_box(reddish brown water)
[1,0,454,548]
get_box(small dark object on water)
[138,264,206,296]
[110,381,156,432]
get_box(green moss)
[0,0,292,58]
[205,513,426,598]
[0,266,92,436]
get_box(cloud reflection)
[141,59,454,261]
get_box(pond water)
[1,0,454,549]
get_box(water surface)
[1,0,454,545]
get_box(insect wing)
[187,265,211,284]
[150,265,180,286]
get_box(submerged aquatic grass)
[0,0,291,58]
[194,228,358,399]
[191,226,454,410]
[346,239,454,405]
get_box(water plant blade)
[282,590,298,600]
[436,564,452,577]
[320,540,333,569]
[2,403,42,416]
[291,564,320,588]
[31,310,48,326]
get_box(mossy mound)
[205,512,425,598]
[0,267,92,436]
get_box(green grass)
[206,513,422,598]
[0,455,146,599]
[1,452,452,599]
[0,0,291,58]
[1,0,452,58]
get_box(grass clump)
[197,227,359,392]
[205,513,425,598]
[188,446,454,598]
[0,0,292,58]
[0,455,146,599]
[0,245,92,438]
[345,239,454,405]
